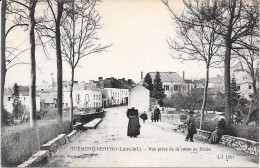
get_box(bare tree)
[1,0,7,125]
[10,0,40,149]
[36,0,66,124]
[162,0,223,128]
[209,0,259,129]
[61,0,111,129]
[163,0,259,130]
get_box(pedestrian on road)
[185,111,197,142]
[127,107,141,137]
[154,106,161,122]
[140,111,148,123]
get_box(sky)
[5,0,224,88]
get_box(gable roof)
[148,72,184,83]
[200,75,224,84]
[130,84,149,94]
[84,83,101,91]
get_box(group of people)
[126,106,160,137]
[126,107,226,144]
[184,111,226,143]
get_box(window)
[94,95,96,100]
[76,94,80,102]
[174,85,180,91]
[249,85,252,89]
[237,86,240,90]
[85,94,89,101]
[164,85,169,91]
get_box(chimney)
[122,78,125,82]
[183,71,185,80]
[141,71,143,79]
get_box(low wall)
[195,129,259,156]
[1,120,71,167]
[74,111,105,124]
[220,135,259,156]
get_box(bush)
[2,109,14,126]
[196,120,217,132]
[230,125,259,142]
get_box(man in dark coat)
[127,107,140,137]
[154,107,161,122]
[185,111,197,142]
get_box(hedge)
[1,120,71,167]
[197,120,259,142]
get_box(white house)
[63,83,102,109]
[4,93,41,113]
[128,84,150,113]
[148,72,185,98]
[105,88,129,106]
[232,69,255,100]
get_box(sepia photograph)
[1,0,259,167]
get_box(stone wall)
[195,129,259,156]
[220,135,259,156]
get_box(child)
[140,111,148,123]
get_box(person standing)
[127,107,141,137]
[185,111,197,142]
[154,106,161,122]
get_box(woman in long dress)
[127,107,141,137]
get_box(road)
[45,106,258,167]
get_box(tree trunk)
[224,0,236,131]
[1,0,7,125]
[29,0,40,149]
[70,67,74,130]
[56,0,64,124]
[200,63,209,129]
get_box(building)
[232,69,255,100]
[197,75,225,95]
[146,72,185,98]
[128,84,150,113]
[96,77,134,107]
[4,92,41,113]
[39,92,57,110]
[63,82,102,109]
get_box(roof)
[148,72,184,83]
[130,84,149,95]
[200,75,224,84]
[84,83,101,91]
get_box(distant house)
[63,83,102,109]
[146,72,185,98]
[96,77,134,106]
[128,84,150,113]
[38,92,58,110]
[198,75,224,95]
[4,92,41,113]
[232,69,255,100]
